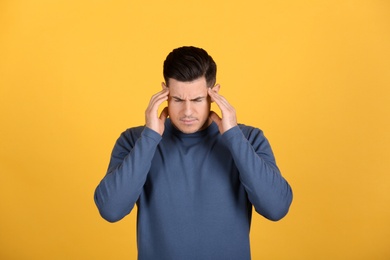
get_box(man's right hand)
[145,87,169,136]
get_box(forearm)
[223,126,293,221]
[94,127,161,222]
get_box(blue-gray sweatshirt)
[94,119,292,260]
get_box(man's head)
[162,46,219,134]
[163,46,217,88]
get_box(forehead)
[168,77,208,97]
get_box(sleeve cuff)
[222,125,243,141]
[142,127,163,143]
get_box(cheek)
[167,103,179,115]
[199,102,211,114]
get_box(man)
[94,46,293,260]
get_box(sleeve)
[94,127,162,222]
[222,125,293,221]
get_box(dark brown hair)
[163,46,217,87]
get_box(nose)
[183,101,192,116]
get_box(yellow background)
[1,0,389,259]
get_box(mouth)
[180,118,197,125]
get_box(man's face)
[165,77,212,134]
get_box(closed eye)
[171,96,205,103]
[191,97,205,103]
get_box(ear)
[209,84,220,103]
[211,83,220,93]
[161,82,167,90]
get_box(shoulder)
[237,123,272,149]
[237,123,265,139]
[238,123,277,156]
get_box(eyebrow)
[171,96,206,101]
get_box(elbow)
[273,192,293,221]
[264,204,291,221]
[94,193,128,223]
[269,183,293,221]
[257,189,293,222]
[98,209,125,223]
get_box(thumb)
[209,111,221,124]
[159,107,169,121]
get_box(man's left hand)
[208,86,237,134]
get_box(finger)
[208,88,231,111]
[208,88,227,103]
[150,88,169,103]
[148,89,169,111]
